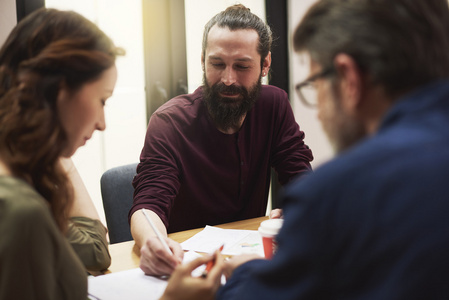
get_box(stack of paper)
[88,226,264,299]
[181,226,264,256]
[88,251,203,300]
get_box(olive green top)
[0,176,87,300]
[67,216,111,271]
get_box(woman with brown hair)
[0,8,122,299]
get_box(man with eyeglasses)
[209,0,449,299]
[295,67,333,108]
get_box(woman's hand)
[160,251,224,300]
[223,253,263,280]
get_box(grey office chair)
[100,163,138,244]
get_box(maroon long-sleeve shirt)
[130,85,313,233]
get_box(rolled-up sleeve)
[66,216,111,271]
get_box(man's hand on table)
[139,236,184,276]
[269,208,283,219]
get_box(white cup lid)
[258,219,283,236]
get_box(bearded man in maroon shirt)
[129,4,313,276]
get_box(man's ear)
[201,54,205,72]
[333,53,363,113]
[262,51,272,77]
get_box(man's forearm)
[130,209,168,248]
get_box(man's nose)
[221,67,237,86]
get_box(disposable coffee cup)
[258,219,283,259]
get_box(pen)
[201,244,224,278]
[141,209,173,255]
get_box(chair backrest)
[100,163,138,244]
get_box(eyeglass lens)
[298,82,318,107]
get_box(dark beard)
[202,74,262,132]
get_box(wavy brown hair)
[0,8,123,232]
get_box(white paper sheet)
[181,226,264,256]
[88,226,265,299]
[88,251,203,300]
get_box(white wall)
[0,0,16,46]
[288,0,333,168]
[46,0,147,225]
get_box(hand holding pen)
[201,244,224,278]
[140,209,183,276]
[161,248,224,300]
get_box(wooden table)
[103,216,268,274]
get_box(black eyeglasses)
[295,67,334,108]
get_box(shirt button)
[241,161,244,165]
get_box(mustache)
[214,83,246,95]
